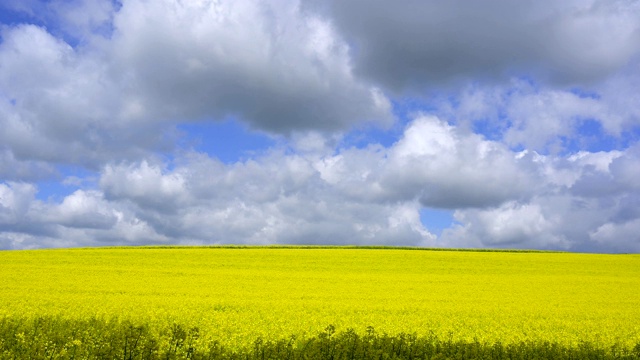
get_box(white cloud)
[304,0,640,90]
[445,201,562,249]
[590,218,640,253]
[44,190,118,229]
[2,113,640,251]
[1,0,640,253]
[101,161,189,211]
[435,69,640,153]
[0,150,57,181]
[0,182,37,225]
[440,146,640,252]
[0,23,161,167]
[382,116,541,208]
[97,148,436,246]
[109,0,391,132]
[0,0,391,171]
[0,182,171,249]
[503,89,605,150]
[596,60,640,135]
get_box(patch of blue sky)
[0,2,75,47]
[472,116,509,142]
[391,96,439,120]
[340,122,401,150]
[35,180,76,202]
[177,119,276,164]
[0,4,41,28]
[569,87,601,100]
[338,97,434,151]
[0,1,119,48]
[420,208,455,237]
[562,119,640,154]
[34,165,95,202]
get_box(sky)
[1,0,640,253]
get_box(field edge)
[22,244,570,253]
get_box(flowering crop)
[1,247,639,355]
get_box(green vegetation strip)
[1,317,639,359]
[71,244,565,252]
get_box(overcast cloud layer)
[1,0,640,252]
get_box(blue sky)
[1,0,640,252]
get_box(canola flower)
[1,247,639,353]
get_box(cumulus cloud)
[0,182,37,226]
[447,201,559,249]
[1,0,640,252]
[44,190,118,229]
[4,115,639,252]
[315,116,541,208]
[109,0,391,133]
[0,181,170,249]
[591,218,640,253]
[0,150,57,181]
[304,0,640,90]
[0,0,391,173]
[98,149,435,246]
[0,23,166,168]
[434,70,640,153]
[385,116,540,208]
[442,148,640,252]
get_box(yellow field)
[1,247,639,350]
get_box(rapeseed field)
[1,247,639,359]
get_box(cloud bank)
[1,0,640,252]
